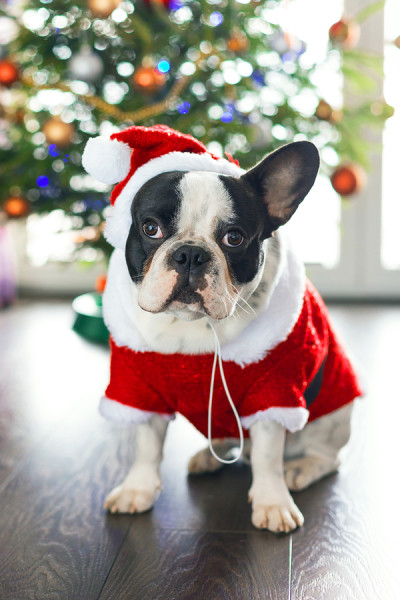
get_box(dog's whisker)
[238,296,257,317]
[229,283,257,318]
[229,292,251,316]
[222,293,237,320]
[236,301,251,316]
[221,296,228,318]
[224,288,252,317]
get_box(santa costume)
[82,125,362,439]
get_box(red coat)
[103,281,362,438]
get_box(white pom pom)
[82,136,131,184]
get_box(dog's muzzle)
[170,244,211,288]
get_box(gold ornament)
[87,0,121,18]
[315,100,342,123]
[42,118,74,147]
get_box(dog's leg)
[249,420,304,533]
[284,403,353,491]
[104,415,169,514]
[188,438,251,474]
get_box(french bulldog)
[84,131,361,534]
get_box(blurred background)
[1,4,400,595]
[0,0,399,322]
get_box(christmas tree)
[0,0,393,264]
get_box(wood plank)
[98,525,290,600]
[0,300,138,599]
[2,300,399,599]
[0,300,109,486]
[0,413,137,600]
[154,415,256,532]
[290,305,400,599]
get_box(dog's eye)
[143,220,163,239]
[222,230,244,247]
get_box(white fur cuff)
[99,396,176,425]
[241,407,310,433]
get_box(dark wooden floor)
[0,300,399,599]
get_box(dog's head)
[125,141,319,321]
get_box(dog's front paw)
[251,503,304,533]
[104,482,160,514]
[249,486,304,533]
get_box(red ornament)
[2,196,30,218]
[329,19,360,49]
[0,60,19,87]
[330,164,366,196]
[95,274,107,294]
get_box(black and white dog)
[83,127,360,533]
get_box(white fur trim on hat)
[240,407,309,433]
[82,136,132,185]
[105,151,243,249]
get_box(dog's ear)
[241,141,320,229]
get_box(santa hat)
[82,124,243,249]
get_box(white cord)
[207,319,244,464]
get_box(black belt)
[304,353,327,409]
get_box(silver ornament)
[68,45,104,83]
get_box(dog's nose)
[171,244,211,275]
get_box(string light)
[177,101,190,114]
[48,144,59,157]
[157,60,171,73]
[37,175,49,187]
[221,106,233,123]
[209,12,223,26]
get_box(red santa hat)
[82,124,243,249]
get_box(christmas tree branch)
[21,52,214,124]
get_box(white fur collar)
[102,230,305,366]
